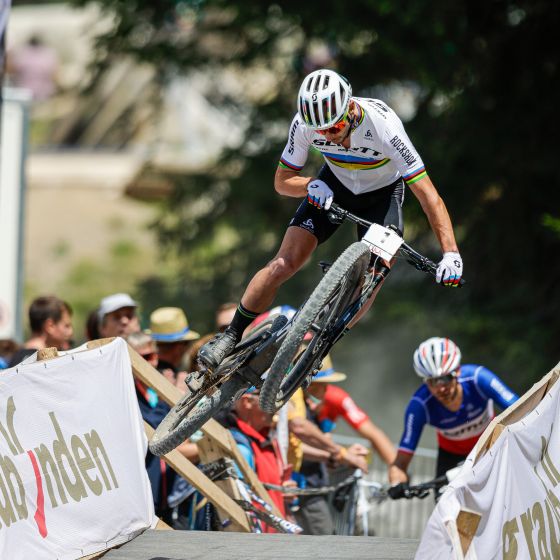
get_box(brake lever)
[327,205,346,224]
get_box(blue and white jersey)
[398,365,518,456]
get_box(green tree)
[71,0,560,385]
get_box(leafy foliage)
[72,0,560,385]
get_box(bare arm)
[176,441,199,463]
[356,419,397,466]
[289,417,368,472]
[408,175,459,253]
[274,167,313,198]
[388,450,414,484]
[289,416,339,455]
[301,443,331,462]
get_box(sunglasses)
[141,352,158,362]
[316,109,350,136]
[425,373,456,387]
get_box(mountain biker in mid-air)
[199,68,464,372]
[389,337,519,490]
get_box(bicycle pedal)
[185,372,204,393]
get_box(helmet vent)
[312,74,320,93]
[322,98,329,123]
[330,93,337,119]
[312,100,321,126]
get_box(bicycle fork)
[329,263,391,347]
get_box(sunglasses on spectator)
[316,110,350,136]
[425,373,456,387]
[141,352,158,361]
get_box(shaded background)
[3,0,559,447]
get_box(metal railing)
[330,435,437,539]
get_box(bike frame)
[304,203,437,359]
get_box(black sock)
[227,303,259,339]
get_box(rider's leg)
[199,226,318,369]
[240,226,318,313]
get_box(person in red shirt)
[220,388,295,532]
[305,355,396,471]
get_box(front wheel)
[149,374,249,456]
[259,242,371,413]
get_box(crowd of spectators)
[0,292,395,534]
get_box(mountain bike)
[259,202,464,413]
[149,313,292,456]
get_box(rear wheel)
[149,375,249,456]
[149,315,285,456]
[259,242,370,413]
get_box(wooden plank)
[474,362,560,461]
[144,423,250,532]
[197,435,248,532]
[456,509,481,556]
[37,347,59,361]
[102,530,420,560]
[128,345,282,516]
[86,337,116,350]
[155,519,172,530]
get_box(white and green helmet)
[297,69,352,130]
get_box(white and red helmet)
[413,337,462,379]
[297,69,352,130]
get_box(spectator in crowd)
[6,34,59,101]
[215,302,237,333]
[148,307,200,386]
[389,337,519,490]
[0,339,20,369]
[219,387,292,530]
[97,293,140,339]
[126,331,199,527]
[287,357,369,535]
[127,330,159,369]
[85,308,101,341]
[304,355,396,470]
[9,295,73,366]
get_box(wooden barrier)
[127,340,283,518]
[454,361,560,557]
[28,338,284,560]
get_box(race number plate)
[362,224,403,261]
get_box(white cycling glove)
[436,252,463,287]
[307,179,334,210]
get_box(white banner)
[416,369,560,560]
[0,338,156,560]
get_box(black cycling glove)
[388,482,410,500]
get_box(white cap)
[98,293,137,323]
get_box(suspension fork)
[329,263,392,345]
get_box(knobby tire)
[259,242,371,413]
[149,375,248,456]
[149,315,285,456]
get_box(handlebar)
[327,202,465,287]
[360,473,451,502]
